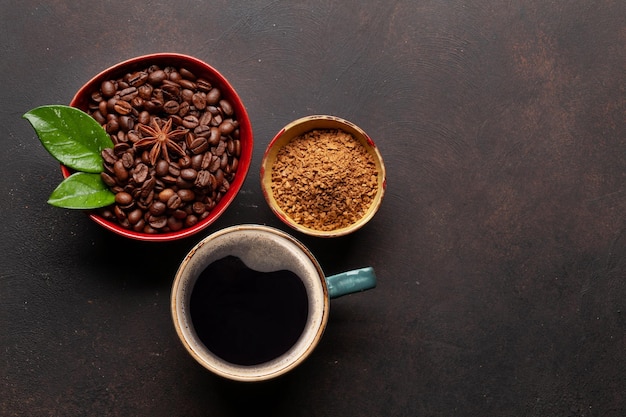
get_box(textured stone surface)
[1,0,624,415]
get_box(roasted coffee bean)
[127,208,144,224]
[208,127,221,146]
[144,99,163,113]
[119,87,138,101]
[149,200,167,216]
[106,98,118,113]
[158,188,176,203]
[168,217,184,231]
[182,115,199,129]
[100,209,115,221]
[185,215,199,227]
[179,79,196,90]
[115,191,133,206]
[178,101,190,117]
[121,152,134,169]
[130,96,144,109]
[98,100,108,116]
[200,152,213,170]
[138,84,153,99]
[161,175,178,185]
[194,124,211,138]
[133,163,149,183]
[167,193,182,210]
[113,142,130,155]
[92,110,106,125]
[127,130,140,143]
[178,189,195,202]
[91,91,103,103]
[191,154,203,170]
[180,168,198,181]
[196,111,211,126]
[142,224,157,234]
[114,205,126,221]
[140,177,156,198]
[148,70,167,85]
[137,110,151,125]
[220,178,230,193]
[155,159,169,176]
[102,148,117,165]
[219,119,236,135]
[118,115,134,132]
[192,92,207,110]
[149,215,168,229]
[189,137,209,154]
[214,140,227,157]
[210,113,223,127]
[169,115,183,127]
[229,157,239,173]
[101,80,116,97]
[232,139,241,157]
[163,100,180,114]
[220,153,229,170]
[162,81,181,100]
[114,100,133,115]
[133,219,146,232]
[106,118,120,134]
[179,155,192,168]
[113,160,128,182]
[168,70,182,83]
[179,67,196,80]
[214,169,224,186]
[140,150,152,165]
[192,201,206,214]
[115,131,126,144]
[101,172,117,187]
[208,155,221,172]
[128,71,148,87]
[219,99,234,116]
[196,78,211,91]
[181,89,194,103]
[207,87,221,104]
[195,170,211,188]
[172,209,188,220]
[167,161,181,177]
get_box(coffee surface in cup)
[190,255,309,365]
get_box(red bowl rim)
[67,53,253,242]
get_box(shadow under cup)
[171,225,330,382]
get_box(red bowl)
[68,53,253,242]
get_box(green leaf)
[47,172,116,209]
[23,105,113,173]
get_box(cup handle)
[325,267,377,299]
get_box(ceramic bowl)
[68,53,253,242]
[260,115,386,237]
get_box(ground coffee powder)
[270,129,378,231]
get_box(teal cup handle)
[325,267,377,299]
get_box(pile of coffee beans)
[86,64,242,234]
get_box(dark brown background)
[1,0,624,416]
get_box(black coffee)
[190,255,309,365]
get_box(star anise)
[134,118,188,165]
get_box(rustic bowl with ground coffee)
[67,53,253,241]
[260,115,386,237]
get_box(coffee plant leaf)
[47,172,116,209]
[23,105,113,173]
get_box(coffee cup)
[170,224,376,382]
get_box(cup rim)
[68,53,253,242]
[170,224,330,381]
[260,115,386,238]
